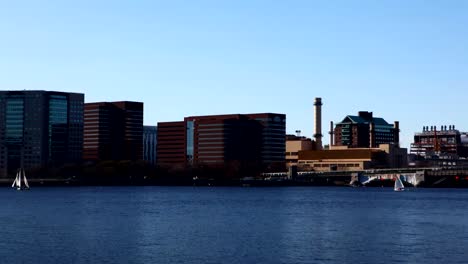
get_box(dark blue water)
[1,187,467,264]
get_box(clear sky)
[1,0,467,148]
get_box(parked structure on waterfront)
[332,111,399,148]
[0,90,84,178]
[83,101,143,161]
[143,126,157,165]
[157,113,286,172]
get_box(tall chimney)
[369,122,375,148]
[329,121,334,146]
[313,97,323,150]
[394,121,400,146]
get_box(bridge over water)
[261,167,468,187]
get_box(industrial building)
[293,98,407,172]
[143,126,157,165]
[331,111,399,148]
[83,101,143,161]
[286,134,314,167]
[411,125,468,157]
[298,144,408,172]
[157,113,286,171]
[0,90,84,178]
[410,125,468,167]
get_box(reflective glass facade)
[49,95,68,163]
[0,91,84,178]
[143,126,157,165]
[6,97,24,144]
[5,97,24,170]
[186,121,194,164]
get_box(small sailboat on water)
[394,175,405,192]
[12,168,30,191]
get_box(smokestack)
[329,121,334,146]
[394,121,400,146]
[313,97,323,150]
[369,122,375,148]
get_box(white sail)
[394,175,405,191]
[18,171,21,189]
[12,173,18,188]
[22,169,29,189]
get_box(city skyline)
[1,1,467,148]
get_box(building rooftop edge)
[0,90,84,95]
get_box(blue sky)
[1,0,467,148]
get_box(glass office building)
[0,91,84,178]
[143,126,157,165]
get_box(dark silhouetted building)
[143,126,157,165]
[333,111,399,148]
[156,121,186,167]
[0,90,84,178]
[157,113,286,171]
[84,101,143,161]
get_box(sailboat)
[394,175,405,192]
[12,168,30,191]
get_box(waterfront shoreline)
[1,177,468,188]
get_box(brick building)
[83,101,143,161]
[157,113,286,171]
[333,111,399,148]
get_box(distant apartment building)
[157,113,286,170]
[143,126,157,165]
[0,90,84,178]
[83,101,143,161]
[332,111,399,148]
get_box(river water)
[1,187,467,264]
